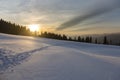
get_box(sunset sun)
[28,24,40,32]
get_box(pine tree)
[63,35,67,40]
[81,38,85,42]
[78,36,81,42]
[68,37,72,41]
[103,36,108,44]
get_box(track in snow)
[0,46,50,73]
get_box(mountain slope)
[0,33,120,80]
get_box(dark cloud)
[56,0,120,30]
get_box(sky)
[0,0,120,35]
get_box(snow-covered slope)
[0,33,120,80]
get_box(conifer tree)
[103,36,108,44]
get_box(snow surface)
[0,33,120,80]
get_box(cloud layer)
[56,0,120,30]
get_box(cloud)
[56,0,120,30]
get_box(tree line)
[0,19,120,46]
[0,19,33,36]
[40,32,120,46]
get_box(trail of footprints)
[0,46,50,73]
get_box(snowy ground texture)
[0,33,120,80]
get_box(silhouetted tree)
[81,37,85,42]
[85,36,89,43]
[78,36,81,42]
[103,36,108,44]
[62,35,67,40]
[68,37,72,41]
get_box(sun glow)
[28,24,40,32]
